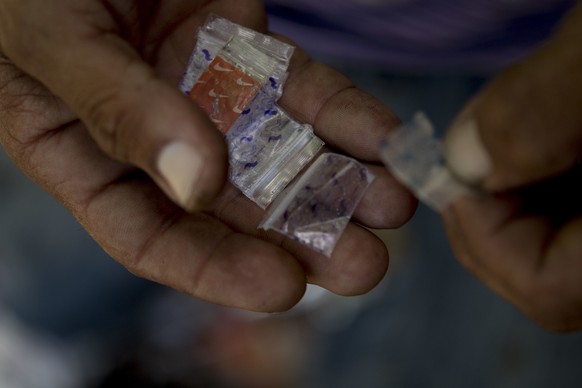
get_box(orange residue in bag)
[189,56,261,133]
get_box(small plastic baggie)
[260,153,375,257]
[227,104,324,208]
[180,14,293,100]
[180,14,293,134]
[379,112,474,211]
[187,35,286,133]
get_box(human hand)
[0,0,416,311]
[442,3,582,331]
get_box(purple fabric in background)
[265,0,576,72]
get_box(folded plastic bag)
[227,105,324,208]
[180,14,293,100]
[188,36,284,133]
[379,112,474,211]
[260,153,375,257]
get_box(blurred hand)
[443,3,582,331]
[0,0,416,311]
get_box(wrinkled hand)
[0,0,415,311]
[443,4,582,331]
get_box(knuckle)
[0,59,66,144]
[80,63,157,163]
[81,87,139,163]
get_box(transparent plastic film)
[220,37,280,84]
[260,153,375,257]
[182,15,294,133]
[379,112,474,211]
[227,106,324,208]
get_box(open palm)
[0,0,415,311]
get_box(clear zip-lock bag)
[187,34,285,133]
[180,14,293,100]
[226,104,324,208]
[379,112,474,211]
[260,153,375,257]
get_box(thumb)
[443,4,582,192]
[0,1,227,211]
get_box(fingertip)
[155,137,228,212]
[354,166,418,229]
[157,141,205,209]
[443,118,493,187]
[321,226,389,296]
[148,87,230,211]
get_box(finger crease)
[189,228,234,296]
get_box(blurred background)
[2,1,582,387]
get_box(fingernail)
[157,141,204,209]
[443,119,492,186]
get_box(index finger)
[276,44,416,228]
[279,45,402,161]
